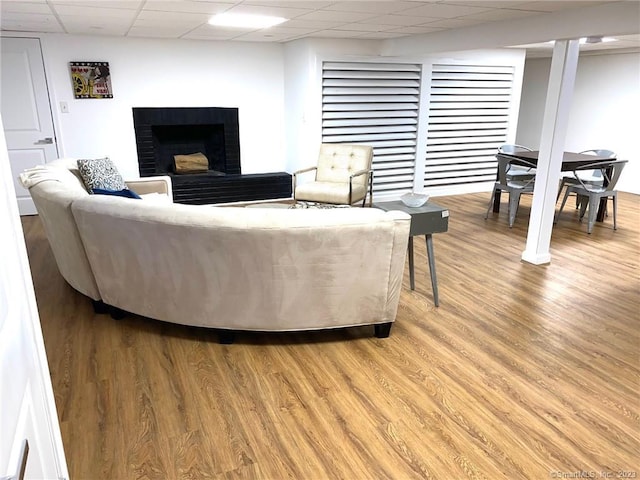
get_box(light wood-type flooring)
[22,192,639,480]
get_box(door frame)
[0,115,69,479]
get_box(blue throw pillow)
[92,188,142,199]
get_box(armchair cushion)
[316,144,372,187]
[294,182,367,205]
[125,175,173,201]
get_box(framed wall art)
[70,61,113,99]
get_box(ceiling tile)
[127,25,194,38]
[360,15,435,26]
[1,2,53,14]
[182,24,240,38]
[1,17,64,33]
[220,4,317,19]
[509,1,611,12]
[438,0,533,7]
[135,9,209,26]
[420,16,490,28]
[64,23,130,35]
[386,25,445,35]
[53,5,139,18]
[294,10,377,23]
[1,12,58,24]
[143,1,234,15]
[308,28,368,38]
[50,0,144,9]
[182,29,242,40]
[400,2,494,18]
[278,18,345,29]
[63,15,134,25]
[233,30,305,41]
[322,1,418,14]
[458,9,540,22]
[335,22,398,32]
[264,25,321,35]
[241,1,332,8]
[355,30,410,39]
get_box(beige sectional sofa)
[22,160,411,341]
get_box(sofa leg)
[91,300,109,314]
[374,322,392,338]
[109,306,127,320]
[218,330,236,345]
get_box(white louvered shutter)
[322,61,422,195]
[424,64,515,188]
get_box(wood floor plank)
[22,191,640,479]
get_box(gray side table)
[373,200,449,306]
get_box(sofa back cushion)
[29,180,101,300]
[71,197,410,331]
[45,158,90,192]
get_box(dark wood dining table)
[494,150,615,221]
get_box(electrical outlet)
[60,101,69,113]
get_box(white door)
[0,37,58,215]
[0,117,68,479]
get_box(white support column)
[413,62,432,193]
[521,39,580,265]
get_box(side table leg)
[408,236,415,290]
[425,234,439,307]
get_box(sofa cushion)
[77,157,126,192]
[138,192,172,204]
[92,188,142,199]
[46,158,89,191]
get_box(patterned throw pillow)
[77,157,126,192]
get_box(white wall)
[283,39,323,173]
[36,34,286,178]
[283,37,384,172]
[517,52,640,194]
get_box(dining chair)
[556,149,616,204]
[554,160,627,234]
[498,144,536,182]
[485,155,536,228]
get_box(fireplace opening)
[152,123,226,174]
[133,106,291,205]
[134,107,241,177]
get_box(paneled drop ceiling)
[1,0,639,55]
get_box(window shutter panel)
[322,61,422,195]
[424,64,515,188]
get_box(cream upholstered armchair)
[293,143,374,207]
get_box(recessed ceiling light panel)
[581,36,617,44]
[208,13,287,29]
[545,37,618,46]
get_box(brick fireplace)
[133,107,291,204]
